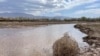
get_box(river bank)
[0,22,76,28]
[74,23,100,56]
[0,21,100,28]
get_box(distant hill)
[0,13,70,19]
[0,13,52,19]
[0,13,34,18]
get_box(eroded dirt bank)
[74,23,100,56]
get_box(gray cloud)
[0,0,98,15]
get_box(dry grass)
[0,21,72,28]
[53,33,80,56]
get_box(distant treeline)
[0,17,100,22]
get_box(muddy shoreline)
[0,22,100,28]
[74,24,100,56]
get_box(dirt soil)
[74,23,100,56]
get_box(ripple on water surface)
[0,24,88,56]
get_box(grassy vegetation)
[0,16,100,22]
[0,16,100,27]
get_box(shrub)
[53,33,80,56]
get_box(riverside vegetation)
[0,17,100,27]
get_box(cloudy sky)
[0,0,100,17]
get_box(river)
[0,24,88,56]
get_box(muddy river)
[0,24,88,56]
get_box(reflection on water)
[0,24,88,56]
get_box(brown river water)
[0,24,88,56]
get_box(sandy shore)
[0,21,100,28]
[75,23,100,56]
[0,22,74,28]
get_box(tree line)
[0,16,100,22]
